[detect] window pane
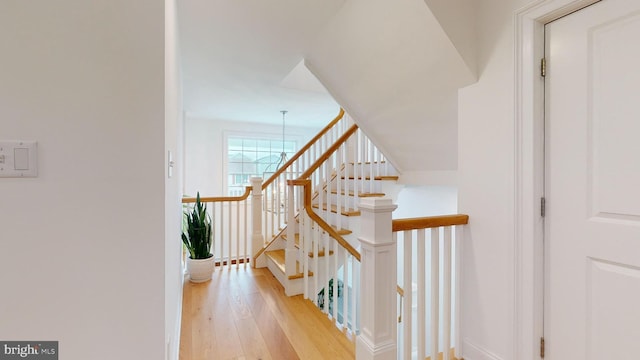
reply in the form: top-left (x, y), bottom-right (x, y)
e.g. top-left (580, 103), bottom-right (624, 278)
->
top-left (283, 140), bottom-right (296, 153)
top-left (226, 136), bottom-right (297, 195)
top-left (228, 138), bottom-right (243, 150)
top-left (256, 139), bottom-right (271, 151)
top-left (242, 138), bottom-right (256, 149)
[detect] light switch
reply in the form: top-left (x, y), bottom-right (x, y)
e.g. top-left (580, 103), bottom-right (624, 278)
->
top-left (0, 140), bottom-right (37, 177)
top-left (14, 148), bottom-right (29, 170)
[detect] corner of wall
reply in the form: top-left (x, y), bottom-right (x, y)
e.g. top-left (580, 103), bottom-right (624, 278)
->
top-left (166, 0), bottom-right (184, 358)
top-left (423, 0), bottom-right (478, 82)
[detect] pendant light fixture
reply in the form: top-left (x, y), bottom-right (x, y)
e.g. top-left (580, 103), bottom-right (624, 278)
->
top-left (263, 110), bottom-right (289, 177)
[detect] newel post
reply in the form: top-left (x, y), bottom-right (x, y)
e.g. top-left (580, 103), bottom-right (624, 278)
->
top-left (356, 197), bottom-right (398, 360)
top-left (250, 177), bottom-right (265, 268)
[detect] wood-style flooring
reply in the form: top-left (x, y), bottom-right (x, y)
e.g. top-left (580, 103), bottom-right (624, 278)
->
top-left (179, 265), bottom-right (355, 360)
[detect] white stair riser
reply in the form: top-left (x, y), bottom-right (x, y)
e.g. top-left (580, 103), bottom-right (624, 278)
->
top-left (312, 209), bottom-right (357, 230)
top-left (266, 256), bottom-right (287, 289)
top-left (324, 191), bottom-right (358, 209)
top-left (345, 162), bottom-right (397, 177)
top-left (331, 178), bottom-right (383, 193)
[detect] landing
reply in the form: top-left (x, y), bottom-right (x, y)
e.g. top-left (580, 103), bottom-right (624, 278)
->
top-left (179, 265), bottom-right (355, 359)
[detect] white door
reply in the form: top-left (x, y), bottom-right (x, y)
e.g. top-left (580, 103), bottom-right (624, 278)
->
top-left (545, 0), bottom-right (640, 358)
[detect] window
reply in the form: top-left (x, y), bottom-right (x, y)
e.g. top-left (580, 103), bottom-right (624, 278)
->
top-left (227, 137), bottom-right (296, 195)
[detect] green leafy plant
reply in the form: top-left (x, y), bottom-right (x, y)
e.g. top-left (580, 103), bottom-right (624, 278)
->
top-left (181, 193), bottom-right (213, 259)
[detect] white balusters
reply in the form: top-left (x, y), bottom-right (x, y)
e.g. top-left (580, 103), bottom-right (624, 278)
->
top-left (368, 138), bottom-right (375, 194)
top-left (325, 233), bottom-right (332, 316)
top-left (430, 228), bottom-right (440, 360)
top-left (342, 249), bottom-right (350, 331)
top-left (417, 229), bottom-right (426, 360)
top-left (220, 203), bottom-right (224, 266)
top-left (443, 226), bottom-right (452, 360)
top-left (352, 254), bottom-right (360, 334)
top-left (403, 230), bottom-right (413, 360)
top-left (251, 177), bottom-right (263, 266)
top-left (336, 146), bottom-right (343, 230)
top-left (235, 200), bottom-right (240, 268)
top-left (227, 201), bottom-right (232, 269)
top-left (285, 184), bottom-right (296, 285)
top-left (182, 192), bottom-right (252, 270)
top-left (392, 215), bottom-right (467, 360)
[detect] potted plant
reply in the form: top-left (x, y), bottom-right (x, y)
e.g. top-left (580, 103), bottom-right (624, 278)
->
top-left (182, 192), bottom-right (214, 283)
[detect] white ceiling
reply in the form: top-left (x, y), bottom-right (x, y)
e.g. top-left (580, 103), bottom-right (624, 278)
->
top-left (178, 0), bottom-right (344, 127)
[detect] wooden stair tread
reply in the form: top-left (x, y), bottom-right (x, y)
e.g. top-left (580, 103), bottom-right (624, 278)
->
top-left (311, 203), bottom-right (360, 216)
top-left (341, 175), bottom-right (399, 181)
top-left (265, 249), bottom-right (313, 280)
top-left (425, 348), bottom-right (459, 360)
top-left (349, 161), bottom-right (386, 165)
top-left (329, 189), bottom-right (385, 197)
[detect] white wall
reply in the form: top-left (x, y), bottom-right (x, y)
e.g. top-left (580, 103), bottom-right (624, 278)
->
top-left (165, 0), bottom-right (184, 359)
top-left (458, 0), bottom-right (532, 359)
top-left (393, 186), bottom-right (458, 219)
top-left (0, 2), bottom-right (165, 359)
top-left (184, 117), bottom-right (320, 196)
top-left (306, 0), bottom-right (476, 172)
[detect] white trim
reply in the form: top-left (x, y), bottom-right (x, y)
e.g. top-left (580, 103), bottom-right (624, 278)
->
top-left (171, 277), bottom-right (184, 360)
top-left (513, 1), bottom-right (600, 359)
top-left (454, 225), bottom-right (463, 359)
top-left (462, 338), bottom-right (504, 360)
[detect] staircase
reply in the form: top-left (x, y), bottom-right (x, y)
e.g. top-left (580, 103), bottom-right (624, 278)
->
top-left (183, 109), bottom-right (469, 359)
top-left (242, 109), bottom-right (399, 342)
top-left (261, 161), bottom-right (400, 297)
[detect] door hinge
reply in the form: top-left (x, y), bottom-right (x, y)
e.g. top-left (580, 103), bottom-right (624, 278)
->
top-left (541, 57), bottom-right (546, 77)
top-left (540, 337), bottom-right (545, 358)
top-left (541, 197), bottom-right (546, 217)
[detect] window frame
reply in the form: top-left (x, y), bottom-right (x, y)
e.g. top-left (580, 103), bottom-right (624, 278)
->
top-left (222, 130), bottom-right (298, 196)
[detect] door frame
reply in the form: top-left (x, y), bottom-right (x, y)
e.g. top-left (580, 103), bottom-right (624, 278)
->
top-left (513, 0), bottom-right (600, 359)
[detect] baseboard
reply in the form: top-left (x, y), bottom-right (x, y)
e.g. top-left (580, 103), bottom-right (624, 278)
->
top-left (462, 339), bottom-right (504, 360)
top-left (167, 268), bottom-right (185, 360)
top-left (171, 284), bottom-right (182, 360)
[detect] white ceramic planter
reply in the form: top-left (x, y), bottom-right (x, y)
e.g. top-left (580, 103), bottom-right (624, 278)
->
top-left (186, 255), bottom-right (214, 283)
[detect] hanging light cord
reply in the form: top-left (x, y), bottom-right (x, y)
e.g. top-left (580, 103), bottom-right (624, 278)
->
top-left (276, 110), bottom-right (288, 169)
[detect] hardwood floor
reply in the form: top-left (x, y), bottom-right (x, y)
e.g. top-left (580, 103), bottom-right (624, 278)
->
top-left (179, 265), bottom-right (355, 360)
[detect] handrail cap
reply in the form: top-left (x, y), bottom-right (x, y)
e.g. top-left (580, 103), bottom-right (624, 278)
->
top-left (392, 214), bottom-right (469, 232)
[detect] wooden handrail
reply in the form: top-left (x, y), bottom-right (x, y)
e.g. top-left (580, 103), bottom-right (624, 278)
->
top-left (391, 214), bottom-right (469, 232)
top-left (397, 285), bottom-right (404, 297)
top-left (182, 186), bottom-right (252, 203)
top-left (299, 124), bottom-right (358, 179)
top-left (261, 108), bottom-right (345, 190)
top-left (290, 179), bottom-right (361, 261)
top-left (286, 120), bottom-right (361, 261)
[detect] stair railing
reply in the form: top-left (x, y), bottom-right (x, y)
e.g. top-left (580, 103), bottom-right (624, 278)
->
top-left (183, 109), bottom-right (351, 270)
top-left (355, 199), bottom-right (469, 360)
top-left (289, 178), bottom-right (361, 336)
top-left (182, 188), bottom-right (252, 269)
top-left (285, 115), bottom-right (394, 338)
top-left (256, 109), bottom-right (353, 253)
top-left (392, 215), bottom-right (469, 360)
